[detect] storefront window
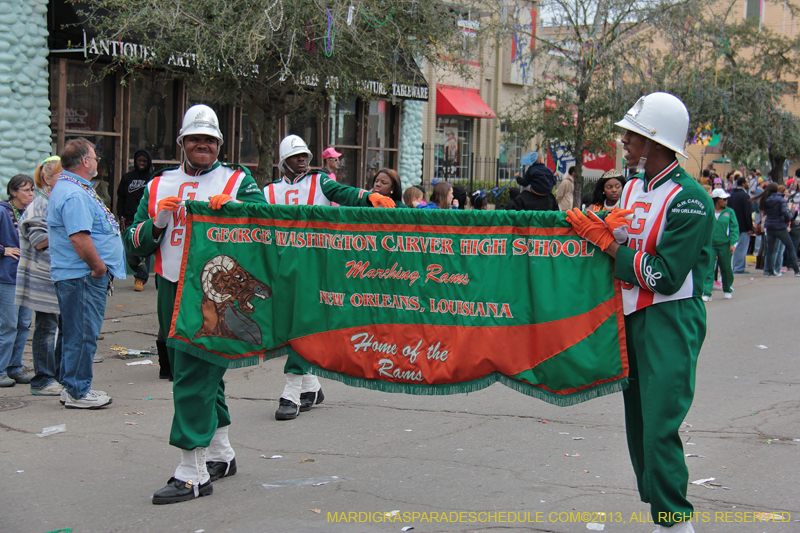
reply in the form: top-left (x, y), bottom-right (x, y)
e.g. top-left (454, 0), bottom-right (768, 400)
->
top-left (334, 147), bottom-right (359, 187)
top-left (366, 100), bottom-right (396, 149)
top-left (364, 99), bottom-right (398, 186)
top-left (129, 73), bottom-right (179, 162)
top-left (51, 64), bottom-right (116, 134)
top-left (365, 150), bottom-right (396, 187)
top-left (435, 117), bottom-right (472, 181)
top-left (330, 98), bottom-right (358, 146)
top-left (240, 109), bottom-right (259, 165)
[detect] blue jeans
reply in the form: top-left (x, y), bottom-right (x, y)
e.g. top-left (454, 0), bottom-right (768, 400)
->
top-left (732, 232), bottom-right (750, 272)
top-left (772, 240), bottom-right (786, 273)
top-left (764, 228), bottom-right (799, 275)
top-left (126, 252), bottom-right (151, 282)
top-left (55, 273), bottom-right (107, 399)
top-left (30, 312), bottom-right (62, 390)
top-left (0, 283), bottom-right (33, 377)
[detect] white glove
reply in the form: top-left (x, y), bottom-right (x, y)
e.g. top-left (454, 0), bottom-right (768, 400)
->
top-left (613, 225), bottom-right (629, 244)
top-left (153, 197), bottom-right (181, 229)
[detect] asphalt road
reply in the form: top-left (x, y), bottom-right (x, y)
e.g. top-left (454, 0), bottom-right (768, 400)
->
top-left (0, 272), bottom-right (798, 533)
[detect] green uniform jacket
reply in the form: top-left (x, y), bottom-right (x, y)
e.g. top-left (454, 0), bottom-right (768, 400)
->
top-left (615, 165), bottom-right (714, 301)
top-left (711, 206), bottom-right (739, 247)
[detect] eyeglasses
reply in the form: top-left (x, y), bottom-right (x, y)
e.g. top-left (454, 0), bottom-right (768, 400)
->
top-left (16, 187), bottom-right (34, 193)
top-left (84, 155), bottom-right (101, 163)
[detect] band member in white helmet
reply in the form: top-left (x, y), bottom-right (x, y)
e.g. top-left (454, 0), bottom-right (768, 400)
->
top-left (265, 134), bottom-right (395, 421)
top-left (124, 104), bottom-right (266, 504)
top-left (567, 93), bottom-right (713, 533)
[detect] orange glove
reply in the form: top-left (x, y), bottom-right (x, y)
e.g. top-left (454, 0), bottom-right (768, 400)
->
top-left (154, 196), bottom-right (181, 228)
top-left (603, 209), bottom-right (635, 231)
top-left (209, 194), bottom-right (235, 210)
top-left (368, 193), bottom-right (395, 208)
top-left (565, 208), bottom-right (615, 251)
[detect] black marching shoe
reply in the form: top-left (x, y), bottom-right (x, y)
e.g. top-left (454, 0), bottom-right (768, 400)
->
top-left (300, 388), bottom-right (325, 412)
top-left (152, 477), bottom-right (213, 505)
top-left (207, 457), bottom-right (237, 482)
top-left (275, 397), bottom-right (300, 420)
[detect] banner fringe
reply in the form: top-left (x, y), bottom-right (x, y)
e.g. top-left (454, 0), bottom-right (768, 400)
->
top-left (168, 339), bottom-right (264, 369)
top-left (307, 364), bottom-right (627, 406)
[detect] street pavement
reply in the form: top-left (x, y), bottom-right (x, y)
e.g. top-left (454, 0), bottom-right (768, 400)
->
top-left (0, 272), bottom-right (798, 533)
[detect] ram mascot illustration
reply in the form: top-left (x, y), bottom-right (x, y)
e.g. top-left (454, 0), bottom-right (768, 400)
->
top-left (193, 255), bottom-right (272, 344)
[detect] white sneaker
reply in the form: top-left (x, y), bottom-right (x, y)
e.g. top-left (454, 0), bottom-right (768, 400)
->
top-left (31, 381), bottom-right (63, 396)
top-left (60, 387), bottom-right (107, 405)
top-left (64, 389), bottom-right (113, 409)
top-left (723, 292), bottom-right (732, 299)
top-left (701, 295), bottom-right (711, 302)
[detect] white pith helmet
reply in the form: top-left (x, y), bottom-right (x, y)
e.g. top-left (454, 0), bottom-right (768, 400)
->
top-left (615, 92), bottom-right (689, 158)
top-left (278, 134), bottom-right (312, 173)
top-left (177, 104), bottom-right (224, 146)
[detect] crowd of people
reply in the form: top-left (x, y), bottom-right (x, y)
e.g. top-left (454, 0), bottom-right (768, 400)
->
top-left (1, 92), bottom-right (794, 532)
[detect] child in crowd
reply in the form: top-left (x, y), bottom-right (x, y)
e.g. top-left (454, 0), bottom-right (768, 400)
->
top-left (470, 189), bottom-right (488, 210)
top-left (403, 186), bottom-right (425, 208)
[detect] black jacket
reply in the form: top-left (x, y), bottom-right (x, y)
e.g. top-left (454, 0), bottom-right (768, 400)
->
top-left (727, 188), bottom-right (753, 233)
top-left (763, 193), bottom-right (792, 230)
top-left (117, 150), bottom-right (153, 221)
top-left (505, 189), bottom-right (559, 212)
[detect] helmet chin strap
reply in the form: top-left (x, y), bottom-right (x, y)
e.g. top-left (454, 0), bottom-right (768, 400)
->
top-left (181, 143), bottom-right (217, 175)
top-left (635, 138), bottom-right (653, 175)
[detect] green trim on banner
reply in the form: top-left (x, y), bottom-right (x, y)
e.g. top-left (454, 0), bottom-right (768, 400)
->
top-left (307, 363), bottom-right (627, 406)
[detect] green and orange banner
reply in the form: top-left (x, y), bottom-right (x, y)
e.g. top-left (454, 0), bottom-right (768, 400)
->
top-left (168, 203), bottom-right (628, 406)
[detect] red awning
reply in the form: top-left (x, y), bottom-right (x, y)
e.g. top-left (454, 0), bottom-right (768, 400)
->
top-left (436, 85), bottom-right (496, 118)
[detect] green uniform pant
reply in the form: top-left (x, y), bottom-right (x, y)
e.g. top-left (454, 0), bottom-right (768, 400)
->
top-left (156, 275), bottom-right (231, 450)
top-left (283, 349), bottom-right (312, 375)
top-left (703, 245), bottom-right (733, 295)
top-left (623, 298), bottom-right (705, 526)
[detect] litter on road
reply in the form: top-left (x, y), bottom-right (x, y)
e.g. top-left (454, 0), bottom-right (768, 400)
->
top-left (36, 424), bottom-right (66, 438)
top-left (261, 476), bottom-right (344, 489)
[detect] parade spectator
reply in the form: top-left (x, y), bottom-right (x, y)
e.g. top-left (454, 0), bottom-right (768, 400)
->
top-left (702, 189), bottom-right (738, 301)
top-left (728, 176), bottom-right (753, 274)
top-left (48, 138), bottom-right (125, 408)
top-left (505, 153), bottom-right (558, 211)
top-left (320, 147), bottom-right (342, 206)
top-left (555, 166), bottom-right (575, 211)
top-left (117, 149), bottom-right (153, 291)
top-left (319, 147), bottom-right (342, 181)
top-left (452, 184), bottom-right (467, 210)
top-left (15, 157), bottom-right (63, 395)
top-left (760, 182), bottom-right (800, 277)
top-left (0, 174), bottom-right (35, 387)
top-left (124, 105), bottom-right (265, 503)
top-left (403, 186), bottom-right (424, 208)
top-left (265, 134), bottom-right (395, 422)
top-left (418, 181), bottom-right (458, 209)
top-left (567, 92), bottom-right (712, 533)
top-left (588, 170), bottom-right (625, 212)
top-left (370, 168), bottom-right (403, 204)
top-left (469, 189), bottom-right (488, 210)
